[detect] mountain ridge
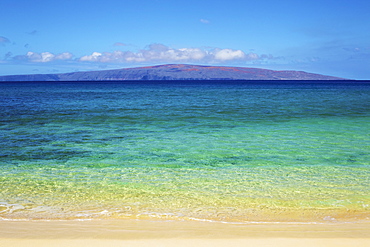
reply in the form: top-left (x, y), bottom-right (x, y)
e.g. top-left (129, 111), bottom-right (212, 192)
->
top-left (0, 64), bottom-right (348, 81)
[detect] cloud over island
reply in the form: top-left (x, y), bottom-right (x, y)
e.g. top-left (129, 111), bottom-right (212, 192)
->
top-left (10, 44), bottom-right (274, 65)
top-left (79, 44), bottom-right (267, 63)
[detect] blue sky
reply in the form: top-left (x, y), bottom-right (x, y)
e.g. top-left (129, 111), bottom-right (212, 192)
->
top-left (1, 0), bottom-right (369, 79)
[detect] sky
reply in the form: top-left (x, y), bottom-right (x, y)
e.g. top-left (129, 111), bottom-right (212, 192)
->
top-left (1, 0), bottom-right (370, 79)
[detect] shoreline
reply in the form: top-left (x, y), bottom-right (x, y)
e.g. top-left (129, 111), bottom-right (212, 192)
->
top-left (1, 219), bottom-right (370, 247)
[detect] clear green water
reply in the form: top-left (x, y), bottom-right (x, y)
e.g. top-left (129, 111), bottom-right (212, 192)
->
top-left (1, 81), bottom-right (369, 222)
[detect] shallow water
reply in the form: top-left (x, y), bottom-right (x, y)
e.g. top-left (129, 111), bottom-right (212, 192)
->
top-left (0, 81), bottom-right (369, 222)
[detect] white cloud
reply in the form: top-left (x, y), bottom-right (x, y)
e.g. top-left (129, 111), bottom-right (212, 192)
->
top-left (140, 45), bottom-right (207, 61)
top-left (200, 19), bottom-right (210, 24)
top-left (14, 44), bottom-right (273, 65)
top-left (179, 48), bottom-right (206, 60)
top-left (78, 44), bottom-right (261, 64)
top-left (213, 49), bottom-right (246, 61)
top-left (24, 51), bottom-right (73, 62)
top-left (80, 52), bottom-right (102, 62)
top-left (55, 52), bottom-right (73, 60)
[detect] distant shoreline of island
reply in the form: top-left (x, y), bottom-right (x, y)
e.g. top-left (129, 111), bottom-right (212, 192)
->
top-left (2, 79), bottom-right (368, 83)
top-left (0, 64), bottom-right (354, 82)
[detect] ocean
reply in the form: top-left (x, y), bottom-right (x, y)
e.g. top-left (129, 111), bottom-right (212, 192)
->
top-left (0, 80), bottom-right (369, 223)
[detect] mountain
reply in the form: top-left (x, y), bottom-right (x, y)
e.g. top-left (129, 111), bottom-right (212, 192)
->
top-left (0, 64), bottom-right (347, 81)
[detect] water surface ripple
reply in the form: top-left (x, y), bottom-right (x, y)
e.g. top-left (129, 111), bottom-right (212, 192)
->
top-left (1, 81), bottom-right (369, 222)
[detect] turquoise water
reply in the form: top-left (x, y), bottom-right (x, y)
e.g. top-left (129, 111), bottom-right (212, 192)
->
top-left (1, 81), bottom-right (369, 222)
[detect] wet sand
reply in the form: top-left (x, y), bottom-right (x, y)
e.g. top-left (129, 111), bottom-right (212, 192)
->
top-left (1, 219), bottom-right (369, 246)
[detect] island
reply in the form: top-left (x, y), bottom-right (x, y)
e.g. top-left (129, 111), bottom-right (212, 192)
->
top-left (0, 64), bottom-right (347, 81)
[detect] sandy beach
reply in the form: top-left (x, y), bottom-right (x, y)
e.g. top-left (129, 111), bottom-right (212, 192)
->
top-left (1, 219), bottom-right (370, 247)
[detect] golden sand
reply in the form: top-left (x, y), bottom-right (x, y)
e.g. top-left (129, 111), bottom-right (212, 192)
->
top-left (3, 238), bottom-right (370, 247)
top-left (1, 219), bottom-right (369, 246)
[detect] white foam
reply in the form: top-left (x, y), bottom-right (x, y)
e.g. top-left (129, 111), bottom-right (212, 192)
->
top-left (0, 202), bottom-right (25, 214)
